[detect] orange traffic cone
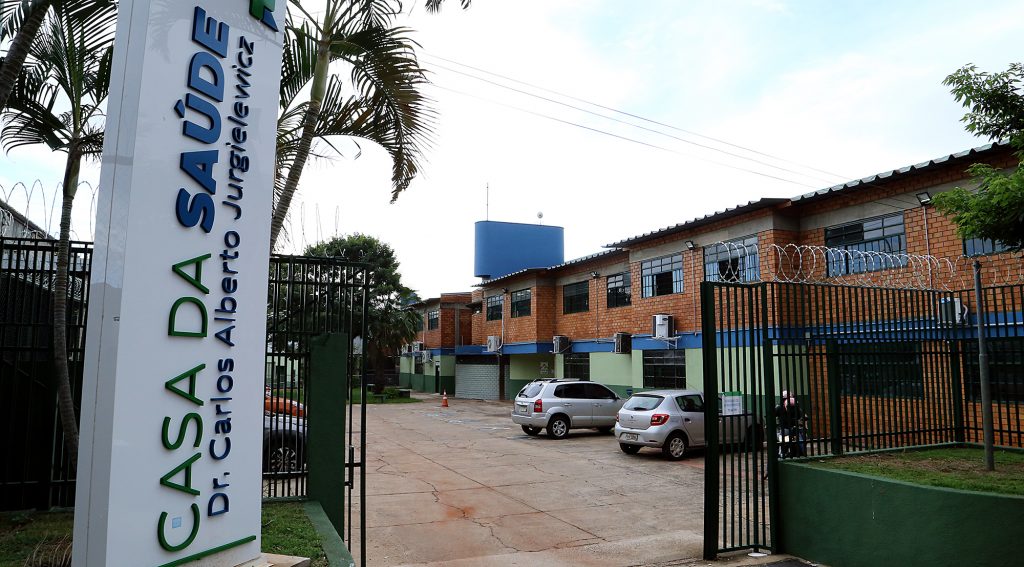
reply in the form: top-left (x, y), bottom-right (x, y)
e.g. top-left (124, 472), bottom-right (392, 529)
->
top-left (441, 390), bottom-right (449, 408)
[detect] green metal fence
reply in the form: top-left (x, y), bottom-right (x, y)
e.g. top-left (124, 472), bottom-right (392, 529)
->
top-left (701, 279), bottom-right (1024, 559)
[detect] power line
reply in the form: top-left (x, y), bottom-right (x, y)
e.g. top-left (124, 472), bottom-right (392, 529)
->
top-left (423, 51), bottom-right (854, 181)
top-left (432, 83), bottom-right (818, 189)
top-left (427, 60), bottom-right (838, 185)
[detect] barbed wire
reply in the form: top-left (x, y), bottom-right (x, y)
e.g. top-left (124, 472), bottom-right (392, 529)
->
top-left (707, 240), bottom-right (1023, 291)
top-left (0, 180), bottom-right (99, 240)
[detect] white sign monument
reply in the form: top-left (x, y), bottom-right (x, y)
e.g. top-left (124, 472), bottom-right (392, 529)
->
top-left (73, 1), bottom-right (284, 565)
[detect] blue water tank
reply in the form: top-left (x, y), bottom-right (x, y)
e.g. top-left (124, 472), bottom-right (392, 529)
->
top-left (474, 221), bottom-right (564, 280)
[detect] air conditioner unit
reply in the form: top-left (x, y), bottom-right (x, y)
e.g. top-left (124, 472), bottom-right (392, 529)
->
top-left (402, 343), bottom-right (413, 354)
top-left (652, 314), bottom-right (674, 340)
top-left (421, 351), bottom-right (432, 363)
top-left (486, 335), bottom-right (502, 352)
top-left (613, 332), bottom-right (632, 354)
top-left (412, 341), bottom-right (423, 352)
top-left (937, 297), bottom-right (967, 325)
top-left (553, 335), bottom-right (570, 353)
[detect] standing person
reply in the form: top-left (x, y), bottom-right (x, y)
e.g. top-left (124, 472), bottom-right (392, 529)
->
top-left (775, 391), bottom-right (807, 457)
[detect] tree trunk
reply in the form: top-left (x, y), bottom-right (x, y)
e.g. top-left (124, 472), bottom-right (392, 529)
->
top-left (52, 147), bottom-right (81, 470)
top-left (268, 11), bottom-right (334, 250)
top-left (0, 0), bottom-right (52, 110)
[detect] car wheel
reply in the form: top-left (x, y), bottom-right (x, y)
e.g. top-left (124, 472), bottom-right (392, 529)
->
top-left (619, 443), bottom-right (641, 454)
top-left (596, 426), bottom-right (613, 434)
top-left (521, 425), bottom-right (541, 436)
top-left (662, 433), bottom-right (688, 460)
top-left (264, 432), bottom-right (304, 473)
top-left (547, 415), bottom-right (570, 439)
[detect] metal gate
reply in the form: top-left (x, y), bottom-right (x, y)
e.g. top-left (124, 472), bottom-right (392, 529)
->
top-left (699, 278), bottom-right (1020, 558)
top-left (455, 361), bottom-right (500, 399)
top-left (264, 254), bottom-right (370, 561)
top-left (700, 282), bottom-right (775, 558)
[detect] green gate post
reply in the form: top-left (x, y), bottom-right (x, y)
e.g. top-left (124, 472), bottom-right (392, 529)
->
top-left (700, 282), bottom-right (720, 561)
top-left (308, 332), bottom-right (349, 537)
top-left (825, 339), bottom-right (843, 456)
top-left (949, 339), bottom-right (965, 443)
top-left (759, 284), bottom-right (780, 554)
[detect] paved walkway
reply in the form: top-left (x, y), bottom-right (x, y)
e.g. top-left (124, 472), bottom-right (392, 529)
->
top-left (349, 394), bottom-right (805, 567)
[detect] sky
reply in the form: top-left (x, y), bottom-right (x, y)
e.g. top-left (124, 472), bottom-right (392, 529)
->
top-left (2, 0), bottom-right (1022, 298)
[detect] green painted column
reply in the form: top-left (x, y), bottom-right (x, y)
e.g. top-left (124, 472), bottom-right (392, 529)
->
top-left (308, 333), bottom-right (349, 538)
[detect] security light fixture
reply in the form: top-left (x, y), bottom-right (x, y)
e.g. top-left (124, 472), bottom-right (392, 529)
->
top-left (502, 287), bottom-right (509, 294)
top-left (591, 271), bottom-right (600, 278)
top-left (685, 240), bottom-right (696, 251)
top-left (916, 192), bottom-right (932, 205)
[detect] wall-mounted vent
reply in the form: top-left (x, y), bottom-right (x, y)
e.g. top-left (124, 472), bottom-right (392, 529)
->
top-left (613, 332), bottom-right (632, 354)
top-left (937, 297), bottom-right (967, 325)
top-left (652, 314), bottom-right (674, 340)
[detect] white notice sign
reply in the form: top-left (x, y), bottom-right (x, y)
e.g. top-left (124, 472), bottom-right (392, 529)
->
top-left (73, 1), bottom-right (284, 565)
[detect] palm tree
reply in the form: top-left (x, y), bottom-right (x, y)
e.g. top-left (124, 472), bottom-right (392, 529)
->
top-left (0, 1), bottom-right (53, 110)
top-left (0, 1), bottom-right (109, 110)
top-left (271, 0), bottom-right (471, 249)
top-left (1, 0), bottom-right (116, 464)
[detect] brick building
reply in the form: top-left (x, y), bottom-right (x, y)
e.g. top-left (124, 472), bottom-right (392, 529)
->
top-left (401, 142), bottom-right (1021, 401)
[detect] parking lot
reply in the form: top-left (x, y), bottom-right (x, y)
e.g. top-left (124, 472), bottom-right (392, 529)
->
top-left (353, 395), bottom-right (782, 567)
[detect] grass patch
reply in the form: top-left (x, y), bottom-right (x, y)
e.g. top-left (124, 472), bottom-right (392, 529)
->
top-left (811, 447), bottom-right (1024, 496)
top-left (262, 502), bottom-right (329, 567)
top-left (0, 510), bottom-right (73, 567)
top-left (0, 503), bottom-right (330, 567)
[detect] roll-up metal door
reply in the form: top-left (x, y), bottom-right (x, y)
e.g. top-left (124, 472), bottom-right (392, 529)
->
top-left (455, 363), bottom-right (500, 400)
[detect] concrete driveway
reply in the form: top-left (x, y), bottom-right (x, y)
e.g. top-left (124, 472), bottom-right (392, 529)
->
top-left (351, 395), bottom-right (789, 567)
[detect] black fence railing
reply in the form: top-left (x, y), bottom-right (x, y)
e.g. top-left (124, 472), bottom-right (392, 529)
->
top-left (1, 237), bottom-right (372, 513)
top-left (0, 238), bottom-right (92, 510)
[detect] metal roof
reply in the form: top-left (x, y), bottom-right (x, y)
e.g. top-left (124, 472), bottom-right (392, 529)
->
top-left (790, 142), bottom-right (1010, 204)
top-left (604, 198), bottom-right (788, 248)
top-left (548, 248), bottom-right (624, 270)
top-left (473, 267), bottom-right (548, 288)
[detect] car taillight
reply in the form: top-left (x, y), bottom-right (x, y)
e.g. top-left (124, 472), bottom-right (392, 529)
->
top-left (651, 414), bottom-right (669, 426)
top-left (533, 399), bottom-right (543, 413)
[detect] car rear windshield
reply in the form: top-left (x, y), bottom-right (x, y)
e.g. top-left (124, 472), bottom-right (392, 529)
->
top-left (623, 395), bottom-right (663, 411)
top-left (519, 384), bottom-right (543, 398)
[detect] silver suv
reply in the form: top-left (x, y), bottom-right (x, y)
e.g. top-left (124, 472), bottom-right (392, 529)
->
top-left (511, 379), bottom-right (625, 439)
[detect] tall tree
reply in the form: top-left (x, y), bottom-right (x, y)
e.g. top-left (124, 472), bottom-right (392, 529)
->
top-left (0, 0), bottom-right (53, 110)
top-left (271, 0), bottom-right (471, 249)
top-left (1, 0), bottom-right (116, 464)
top-left (933, 63), bottom-right (1024, 251)
top-left (305, 234), bottom-right (421, 383)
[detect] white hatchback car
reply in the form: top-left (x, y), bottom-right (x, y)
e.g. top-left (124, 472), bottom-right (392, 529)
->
top-left (614, 389), bottom-right (762, 459)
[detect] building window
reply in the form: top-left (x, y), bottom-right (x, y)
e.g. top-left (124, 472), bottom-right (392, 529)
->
top-left (642, 349), bottom-right (686, 389)
top-left (704, 236), bottom-right (759, 282)
top-left (486, 295), bottom-right (503, 321)
top-left (964, 237), bottom-right (1010, 257)
top-left (563, 353), bottom-right (590, 381)
top-left (834, 342), bottom-right (924, 399)
top-left (606, 272), bottom-right (631, 308)
top-left (825, 213), bottom-right (906, 276)
top-left (562, 281), bottom-right (589, 314)
top-left (962, 339), bottom-right (1023, 403)
top-left (641, 254), bottom-right (684, 298)
top-left (427, 310), bottom-right (439, 330)
top-left (414, 356), bottom-right (424, 374)
top-left (511, 289), bottom-right (531, 318)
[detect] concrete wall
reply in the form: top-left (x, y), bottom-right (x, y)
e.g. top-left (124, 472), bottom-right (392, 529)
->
top-left (509, 353), bottom-right (554, 398)
top-left (779, 461), bottom-right (1024, 567)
